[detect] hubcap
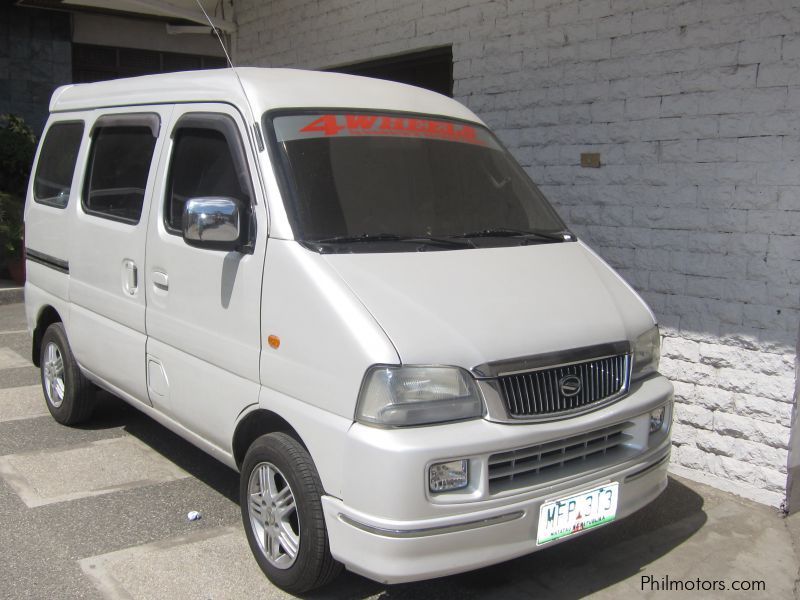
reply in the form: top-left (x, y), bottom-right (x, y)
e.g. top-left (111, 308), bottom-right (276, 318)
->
top-left (247, 462), bottom-right (299, 569)
top-left (43, 342), bottom-right (65, 408)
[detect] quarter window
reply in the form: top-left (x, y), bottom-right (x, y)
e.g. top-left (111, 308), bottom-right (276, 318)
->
top-left (34, 122), bottom-right (84, 208)
top-left (165, 113), bottom-right (252, 233)
top-left (83, 116), bottom-right (158, 224)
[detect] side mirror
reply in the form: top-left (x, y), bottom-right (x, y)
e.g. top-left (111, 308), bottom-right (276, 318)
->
top-left (182, 197), bottom-right (242, 251)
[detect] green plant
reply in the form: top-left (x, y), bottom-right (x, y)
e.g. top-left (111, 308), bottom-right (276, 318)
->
top-left (0, 114), bottom-right (36, 196)
top-left (0, 114), bottom-right (37, 264)
top-left (0, 191), bottom-right (24, 259)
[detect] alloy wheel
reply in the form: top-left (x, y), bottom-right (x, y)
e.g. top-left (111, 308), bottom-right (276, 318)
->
top-left (247, 461), bottom-right (300, 569)
top-left (43, 341), bottom-right (66, 408)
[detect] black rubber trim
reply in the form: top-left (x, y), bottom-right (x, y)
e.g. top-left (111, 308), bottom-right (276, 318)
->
top-left (472, 340), bottom-right (632, 379)
top-left (25, 248), bottom-right (69, 274)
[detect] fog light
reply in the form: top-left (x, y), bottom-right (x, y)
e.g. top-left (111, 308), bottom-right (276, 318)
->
top-left (649, 406), bottom-right (666, 434)
top-left (429, 459), bottom-right (469, 492)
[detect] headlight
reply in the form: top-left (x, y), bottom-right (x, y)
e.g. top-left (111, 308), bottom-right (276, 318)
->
top-left (632, 326), bottom-right (661, 380)
top-left (356, 365), bottom-right (484, 427)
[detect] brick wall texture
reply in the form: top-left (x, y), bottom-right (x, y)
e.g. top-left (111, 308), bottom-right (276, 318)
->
top-left (236, 0), bottom-right (800, 508)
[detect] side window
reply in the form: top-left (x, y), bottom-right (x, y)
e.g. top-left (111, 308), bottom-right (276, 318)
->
top-left (34, 122), bottom-right (84, 208)
top-left (83, 114), bottom-right (159, 224)
top-left (165, 113), bottom-right (252, 234)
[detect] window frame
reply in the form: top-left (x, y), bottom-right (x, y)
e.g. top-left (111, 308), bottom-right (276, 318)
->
top-left (33, 120), bottom-right (85, 209)
top-left (163, 112), bottom-right (254, 237)
top-left (81, 112), bottom-right (160, 225)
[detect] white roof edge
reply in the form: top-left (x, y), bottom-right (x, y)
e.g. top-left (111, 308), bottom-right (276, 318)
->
top-left (47, 68), bottom-right (483, 125)
top-left (49, 84), bottom-right (75, 112)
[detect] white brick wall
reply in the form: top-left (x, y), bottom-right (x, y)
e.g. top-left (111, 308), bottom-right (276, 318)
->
top-left (235, 0), bottom-right (800, 508)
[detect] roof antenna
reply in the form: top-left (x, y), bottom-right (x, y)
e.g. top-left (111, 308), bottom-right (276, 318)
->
top-left (194, 0), bottom-right (265, 151)
top-left (196, 0), bottom-right (234, 70)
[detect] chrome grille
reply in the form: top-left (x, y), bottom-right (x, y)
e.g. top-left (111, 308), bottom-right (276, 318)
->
top-left (498, 354), bottom-right (629, 418)
top-left (488, 422), bottom-right (634, 494)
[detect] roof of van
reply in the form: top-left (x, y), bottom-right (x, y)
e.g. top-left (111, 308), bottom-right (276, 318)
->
top-left (50, 67), bottom-right (482, 124)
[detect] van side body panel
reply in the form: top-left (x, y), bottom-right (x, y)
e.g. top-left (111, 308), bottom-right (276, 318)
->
top-left (24, 115), bottom-right (88, 338)
top-left (143, 103), bottom-right (265, 449)
top-left (258, 239), bottom-right (400, 421)
top-left (256, 239), bottom-right (401, 496)
top-left (249, 387), bottom-right (355, 497)
top-left (67, 105), bottom-right (173, 402)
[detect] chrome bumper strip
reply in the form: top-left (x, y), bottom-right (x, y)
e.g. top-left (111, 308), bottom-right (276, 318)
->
top-left (624, 448), bottom-right (671, 483)
top-left (338, 510), bottom-right (525, 539)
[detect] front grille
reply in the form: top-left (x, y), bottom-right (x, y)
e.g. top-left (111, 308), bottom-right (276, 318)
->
top-left (488, 422), bottom-right (634, 494)
top-left (498, 354), bottom-right (629, 418)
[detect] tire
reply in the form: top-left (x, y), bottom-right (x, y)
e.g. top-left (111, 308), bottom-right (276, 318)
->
top-left (39, 323), bottom-right (95, 425)
top-left (240, 432), bottom-right (342, 594)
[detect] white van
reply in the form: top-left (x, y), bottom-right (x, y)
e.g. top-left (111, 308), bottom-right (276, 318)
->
top-left (25, 68), bottom-right (672, 593)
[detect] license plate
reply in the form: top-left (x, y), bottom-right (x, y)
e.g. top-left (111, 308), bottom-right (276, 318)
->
top-left (536, 482), bottom-right (619, 546)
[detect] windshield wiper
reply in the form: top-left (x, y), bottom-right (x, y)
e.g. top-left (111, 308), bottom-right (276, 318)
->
top-left (313, 233), bottom-right (404, 244)
top-left (406, 236), bottom-right (473, 248)
top-left (456, 228), bottom-right (573, 243)
top-left (312, 233), bottom-right (472, 248)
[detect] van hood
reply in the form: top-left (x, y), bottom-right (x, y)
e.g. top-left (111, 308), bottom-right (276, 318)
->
top-left (323, 241), bottom-right (655, 370)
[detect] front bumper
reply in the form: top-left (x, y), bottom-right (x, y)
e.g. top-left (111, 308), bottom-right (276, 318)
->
top-left (323, 375), bottom-right (673, 583)
top-left (323, 443), bottom-right (669, 583)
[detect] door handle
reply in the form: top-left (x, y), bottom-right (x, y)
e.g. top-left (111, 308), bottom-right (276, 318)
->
top-left (152, 270), bottom-right (169, 291)
top-left (123, 259), bottom-right (138, 295)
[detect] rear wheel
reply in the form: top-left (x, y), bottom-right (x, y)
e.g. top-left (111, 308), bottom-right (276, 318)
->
top-left (240, 432), bottom-right (341, 593)
top-left (39, 323), bottom-right (95, 425)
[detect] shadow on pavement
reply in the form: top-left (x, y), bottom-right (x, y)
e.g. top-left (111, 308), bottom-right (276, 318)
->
top-left (83, 391), bottom-right (708, 600)
top-left (78, 390), bottom-right (240, 503)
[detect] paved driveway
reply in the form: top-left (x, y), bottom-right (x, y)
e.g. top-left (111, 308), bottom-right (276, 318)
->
top-left (0, 302), bottom-right (797, 599)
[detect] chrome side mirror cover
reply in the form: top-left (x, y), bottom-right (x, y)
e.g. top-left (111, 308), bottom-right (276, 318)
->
top-left (182, 196), bottom-right (242, 251)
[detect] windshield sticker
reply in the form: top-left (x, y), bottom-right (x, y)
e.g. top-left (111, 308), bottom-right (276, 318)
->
top-left (274, 114), bottom-right (497, 148)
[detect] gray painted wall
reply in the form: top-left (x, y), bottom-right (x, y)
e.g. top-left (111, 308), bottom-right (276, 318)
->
top-left (0, 5), bottom-right (72, 134)
top-left (72, 13), bottom-right (225, 57)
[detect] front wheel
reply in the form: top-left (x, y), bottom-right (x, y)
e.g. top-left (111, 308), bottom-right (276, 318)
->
top-left (240, 432), bottom-right (342, 594)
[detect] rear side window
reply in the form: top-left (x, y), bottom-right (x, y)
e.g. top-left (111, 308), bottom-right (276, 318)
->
top-left (34, 122), bottom-right (84, 208)
top-left (165, 113), bottom-right (252, 233)
top-left (83, 115), bottom-right (158, 224)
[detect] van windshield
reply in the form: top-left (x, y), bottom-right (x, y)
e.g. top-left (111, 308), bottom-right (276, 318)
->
top-left (269, 112), bottom-right (571, 253)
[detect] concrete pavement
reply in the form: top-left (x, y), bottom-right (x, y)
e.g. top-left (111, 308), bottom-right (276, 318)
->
top-left (0, 281), bottom-right (23, 305)
top-left (0, 301), bottom-right (797, 599)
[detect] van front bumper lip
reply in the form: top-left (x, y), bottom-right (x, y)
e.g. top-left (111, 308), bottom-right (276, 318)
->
top-left (338, 509), bottom-right (525, 538)
top-left (322, 439), bottom-right (670, 584)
